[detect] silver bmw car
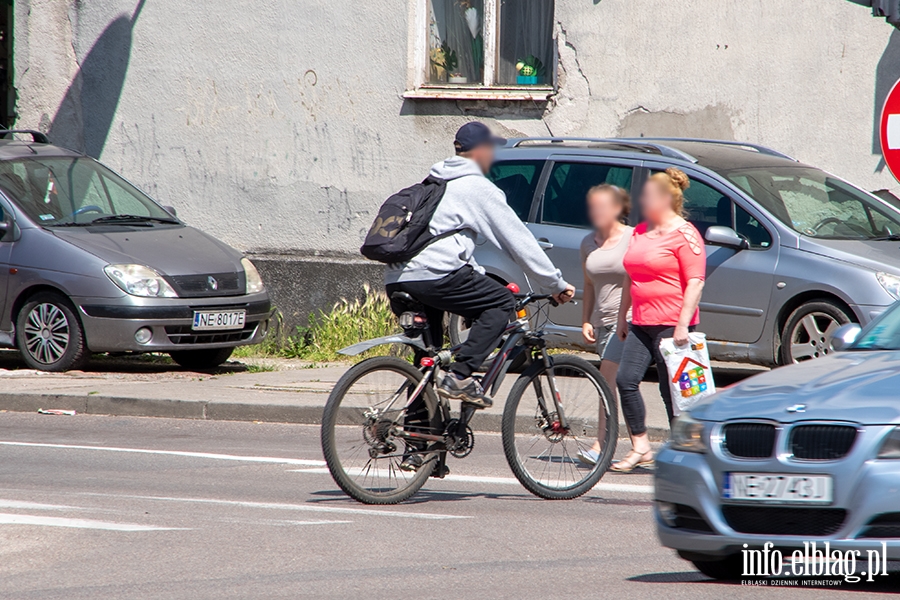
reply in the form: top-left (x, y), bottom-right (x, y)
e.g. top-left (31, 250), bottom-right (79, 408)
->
top-left (655, 302), bottom-right (900, 580)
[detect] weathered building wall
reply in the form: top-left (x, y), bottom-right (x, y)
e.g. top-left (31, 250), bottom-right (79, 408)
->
top-left (11, 0), bottom-right (900, 325)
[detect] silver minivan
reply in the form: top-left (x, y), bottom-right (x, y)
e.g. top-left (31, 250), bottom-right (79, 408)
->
top-left (0, 131), bottom-right (273, 371)
top-left (464, 137), bottom-right (900, 366)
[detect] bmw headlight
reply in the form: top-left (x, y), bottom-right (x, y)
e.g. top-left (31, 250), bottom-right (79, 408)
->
top-left (877, 427), bottom-right (900, 459)
top-left (670, 413), bottom-right (707, 453)
top-left (877, 272), bottom-right (900, 300)
top-left (242, 258), bottom-right (264, 294)
top-left (104, 264), bottom-right (178, 298)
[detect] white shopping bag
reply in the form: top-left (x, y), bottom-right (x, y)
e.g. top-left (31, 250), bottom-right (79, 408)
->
top-left (659, 332), bottom-right (716, 413)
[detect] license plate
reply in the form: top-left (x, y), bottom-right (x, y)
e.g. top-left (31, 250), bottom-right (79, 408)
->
top-left (192, 310), bottom-right (246, 331)
top-left (723, 472), bottom-right (833, 504)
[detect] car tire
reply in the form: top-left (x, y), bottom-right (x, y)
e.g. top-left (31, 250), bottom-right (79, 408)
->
top-left (16, 292), bottom-right (89, 372)
top-left (447, 313), bottom-right (471, 347)
top-left (691, 555), bottom-right (743, 581)
top-left (780, 300), bottom-right (852, 365)
top-left (169, 347), bottom-right (234, 370)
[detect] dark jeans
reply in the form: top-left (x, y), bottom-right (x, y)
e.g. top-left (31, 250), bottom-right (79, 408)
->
top-left (386, 267), bottom-right (515, 454)
top-left (616, 324), bottom-right (695, 436)
top-left (386, 265), bottom-right (516, 378)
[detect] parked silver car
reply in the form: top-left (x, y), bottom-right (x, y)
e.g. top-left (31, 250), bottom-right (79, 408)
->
top-left (654, 305), bottom-right (900, 580)
top-left (0, 131), bottom-right (273, 371)
top-left (466, 137), bottom-right (900, 366)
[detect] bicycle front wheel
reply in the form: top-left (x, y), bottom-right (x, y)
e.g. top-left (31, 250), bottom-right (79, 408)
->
top-left (502, 354), bottom-right (618, 500)
top-left (321, 356), bottom-right (441, 505)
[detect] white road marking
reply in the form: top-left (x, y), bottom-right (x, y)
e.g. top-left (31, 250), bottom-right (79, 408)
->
top-left (0, 513), bottom-right (186, 531)
top-left (290, 468), bottom-right (654, 494)
top-left (0, 499), bottom-right (78, 511)
top-left (75, 492), bottom-right (469, 520)
top-left (279, 520), bottom-right (352, 526)
top-left (0, 441), bottom-right (326, 466)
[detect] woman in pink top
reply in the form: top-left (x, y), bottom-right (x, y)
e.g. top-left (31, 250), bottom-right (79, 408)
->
top-left (611, 168), bottom-right (706, 472)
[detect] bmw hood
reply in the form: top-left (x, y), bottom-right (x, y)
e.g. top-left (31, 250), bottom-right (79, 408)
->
top-left (690, 352), bottom-right (900, 424)
top-left (51, 225), bottom-right (243, 276)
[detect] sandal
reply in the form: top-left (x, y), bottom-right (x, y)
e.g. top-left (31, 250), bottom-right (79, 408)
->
top-left (609, 450), bottom-right (654, 473)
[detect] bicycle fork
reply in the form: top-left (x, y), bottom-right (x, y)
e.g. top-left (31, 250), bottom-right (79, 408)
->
top-left (532, 349), bottom-right (570, 433)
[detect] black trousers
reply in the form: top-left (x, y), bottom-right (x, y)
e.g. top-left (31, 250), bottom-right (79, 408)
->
top-left (386, 266), bottom-right (516, 378)
top-left (616, 324), bottom-right (694, 436)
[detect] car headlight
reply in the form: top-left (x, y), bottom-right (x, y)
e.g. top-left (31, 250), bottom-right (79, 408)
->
top-left (104, 264), bottom-right (178, 298)
top-left (877, 427), bottom-right (900, 459)
top-left (242, 258), bottom-right (264, 294)
top-left (670, 413), bottom-right (707, 453)
top-left (877, 272), bottom-right (900, 300)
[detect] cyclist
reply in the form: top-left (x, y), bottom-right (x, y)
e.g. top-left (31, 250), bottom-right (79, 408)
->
top-left (385, 122), bottom-right (575, 418)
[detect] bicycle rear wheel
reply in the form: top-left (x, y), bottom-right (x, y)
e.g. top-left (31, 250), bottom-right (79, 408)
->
top-left (502, 354), bottom-right (618, 500)
top-left (321, 356), bottom-right (441, 505)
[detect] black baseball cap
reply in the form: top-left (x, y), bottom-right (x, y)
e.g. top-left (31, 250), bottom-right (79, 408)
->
top-left (454, 122), bottom-right (506, 152)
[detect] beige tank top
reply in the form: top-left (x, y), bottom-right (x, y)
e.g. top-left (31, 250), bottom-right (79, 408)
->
top-left (581, 227), bottom-right (633, 328)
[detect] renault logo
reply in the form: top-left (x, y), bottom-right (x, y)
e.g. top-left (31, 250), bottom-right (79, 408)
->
top-left (786, 404), bottom-right (806, 413)
top-left (207, 276), bottom-right (218, 291)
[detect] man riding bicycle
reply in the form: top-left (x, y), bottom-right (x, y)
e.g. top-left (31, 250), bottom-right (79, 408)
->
top-left (385, 122), bottom-right (575, 426)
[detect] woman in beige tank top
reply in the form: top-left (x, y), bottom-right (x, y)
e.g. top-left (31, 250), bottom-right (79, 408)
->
top-left (578, 184), bottom-right (633, 466)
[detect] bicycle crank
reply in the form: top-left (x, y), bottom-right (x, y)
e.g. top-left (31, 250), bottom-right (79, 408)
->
top-left (444, 419), bottom-right (475, 458)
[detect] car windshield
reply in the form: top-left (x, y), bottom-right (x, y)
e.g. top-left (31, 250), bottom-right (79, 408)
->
top-left (721, 166), bottom-right (900, 240)
top-left (0, 156), bottom-right (177, 226)
top-left (852, 303), bottom-right (900, 351)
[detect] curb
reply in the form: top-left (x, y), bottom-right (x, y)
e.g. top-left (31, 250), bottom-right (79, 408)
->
top-left (0, 392), bottom-right (671, 442)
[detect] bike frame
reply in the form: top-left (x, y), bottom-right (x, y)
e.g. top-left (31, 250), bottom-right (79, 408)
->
top-left (393, 314), bottom-right (570, 452)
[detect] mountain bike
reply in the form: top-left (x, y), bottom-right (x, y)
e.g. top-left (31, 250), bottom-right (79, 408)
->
top-left (320, 289), bottom-right (618, 505)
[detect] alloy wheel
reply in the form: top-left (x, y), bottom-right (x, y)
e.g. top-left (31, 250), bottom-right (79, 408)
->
top-left (23, 303), bottom-right (71, 365)
top-left (788, 311), bottom-right (841, 363)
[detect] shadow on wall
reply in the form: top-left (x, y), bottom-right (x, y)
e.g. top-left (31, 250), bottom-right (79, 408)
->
top-left (874, 29), bottom-right (900, 170)
top-left (48, 0), bottom-right (146, 157)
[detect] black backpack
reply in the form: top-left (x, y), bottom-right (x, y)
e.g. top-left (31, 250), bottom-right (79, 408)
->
top-left (360, 175), bottom-right (452, 263)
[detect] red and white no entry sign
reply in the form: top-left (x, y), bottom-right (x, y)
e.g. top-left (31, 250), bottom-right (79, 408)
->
top-left (880, 78), bottom-right (900, 182)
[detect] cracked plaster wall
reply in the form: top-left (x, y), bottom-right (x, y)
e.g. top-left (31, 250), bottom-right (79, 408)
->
top-left (11, 0), bottom-right (900, 259)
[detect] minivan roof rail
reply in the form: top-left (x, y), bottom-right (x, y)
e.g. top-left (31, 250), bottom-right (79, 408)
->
top-left (0, 130), bottom-right (50, 144)
top-left (0, 129), bottom-right (50, 144)
top-left (506, 137), bottom-right (698, 163)
top-left (627, 137), bottom-right (797, 161)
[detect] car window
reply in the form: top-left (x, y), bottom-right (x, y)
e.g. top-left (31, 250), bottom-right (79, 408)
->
top-left (542, 162), bottom-right (633, 228)
top-left (734, 204), bottom-right (772, 249)
top-left (488, 160), bottom-right (544, 221)
top-left (0, 157), bottom-right (174, 226)
top-left (723, 166), bottom-right (900, 240)
top-left (679, 177), bottom-right (729, 235)
top-left (102, 174), bottom-right (152, 216)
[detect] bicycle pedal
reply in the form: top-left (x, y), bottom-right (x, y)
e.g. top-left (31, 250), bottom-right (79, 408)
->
top-left (430, 464), bottom-right (450, 479)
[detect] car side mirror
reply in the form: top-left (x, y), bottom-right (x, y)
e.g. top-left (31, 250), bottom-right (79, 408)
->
top-left (830, 323), bottom-right (862, 352)
top-left (163, 205), bottom-right (177, 218)
top-left (705, 226), bottom-right (748, 250)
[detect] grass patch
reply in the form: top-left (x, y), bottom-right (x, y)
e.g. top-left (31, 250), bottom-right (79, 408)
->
top-left (236, 285), bottom-right (408, 363)
top-left (244, 363), bottom-right (277, 373)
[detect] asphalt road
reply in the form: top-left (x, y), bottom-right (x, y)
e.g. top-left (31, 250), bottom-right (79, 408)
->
top-left (1, 413), bottom-right (896, 599)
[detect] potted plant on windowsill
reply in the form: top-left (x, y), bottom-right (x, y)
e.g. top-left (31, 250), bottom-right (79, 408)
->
top-left (431, 43), bottom-right (465, 84)
top-left (516, 55), bottom-right (545, 85)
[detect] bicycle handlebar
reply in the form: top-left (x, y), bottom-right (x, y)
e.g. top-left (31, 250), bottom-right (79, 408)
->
top-left (514, 293), bottom-right (558, 310)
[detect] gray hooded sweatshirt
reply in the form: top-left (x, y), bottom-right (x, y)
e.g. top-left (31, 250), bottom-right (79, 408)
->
top-left (385, 156), bottom-right (568, 294)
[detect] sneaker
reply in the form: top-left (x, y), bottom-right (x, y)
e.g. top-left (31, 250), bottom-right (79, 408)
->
top-left (577, 448), bottom-right (600, 466)
top-left (399, 454), bottom-right (424, 472)
top-left (438, 373), bottom-right (493, 408)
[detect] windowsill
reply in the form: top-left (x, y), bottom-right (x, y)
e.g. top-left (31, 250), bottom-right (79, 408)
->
top-left (403, 85), bottom-right (554, 101)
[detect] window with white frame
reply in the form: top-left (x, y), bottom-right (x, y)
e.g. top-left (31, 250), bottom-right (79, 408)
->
top-left (409, 0), bottom-right (556, 97)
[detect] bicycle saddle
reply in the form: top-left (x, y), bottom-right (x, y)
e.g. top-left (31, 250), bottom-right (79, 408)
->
top-left (389, 291), bottom-right (425, 315)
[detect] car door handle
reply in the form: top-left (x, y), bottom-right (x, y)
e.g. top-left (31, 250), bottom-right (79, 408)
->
top-left (537, 238), bottom-right (554, 250)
